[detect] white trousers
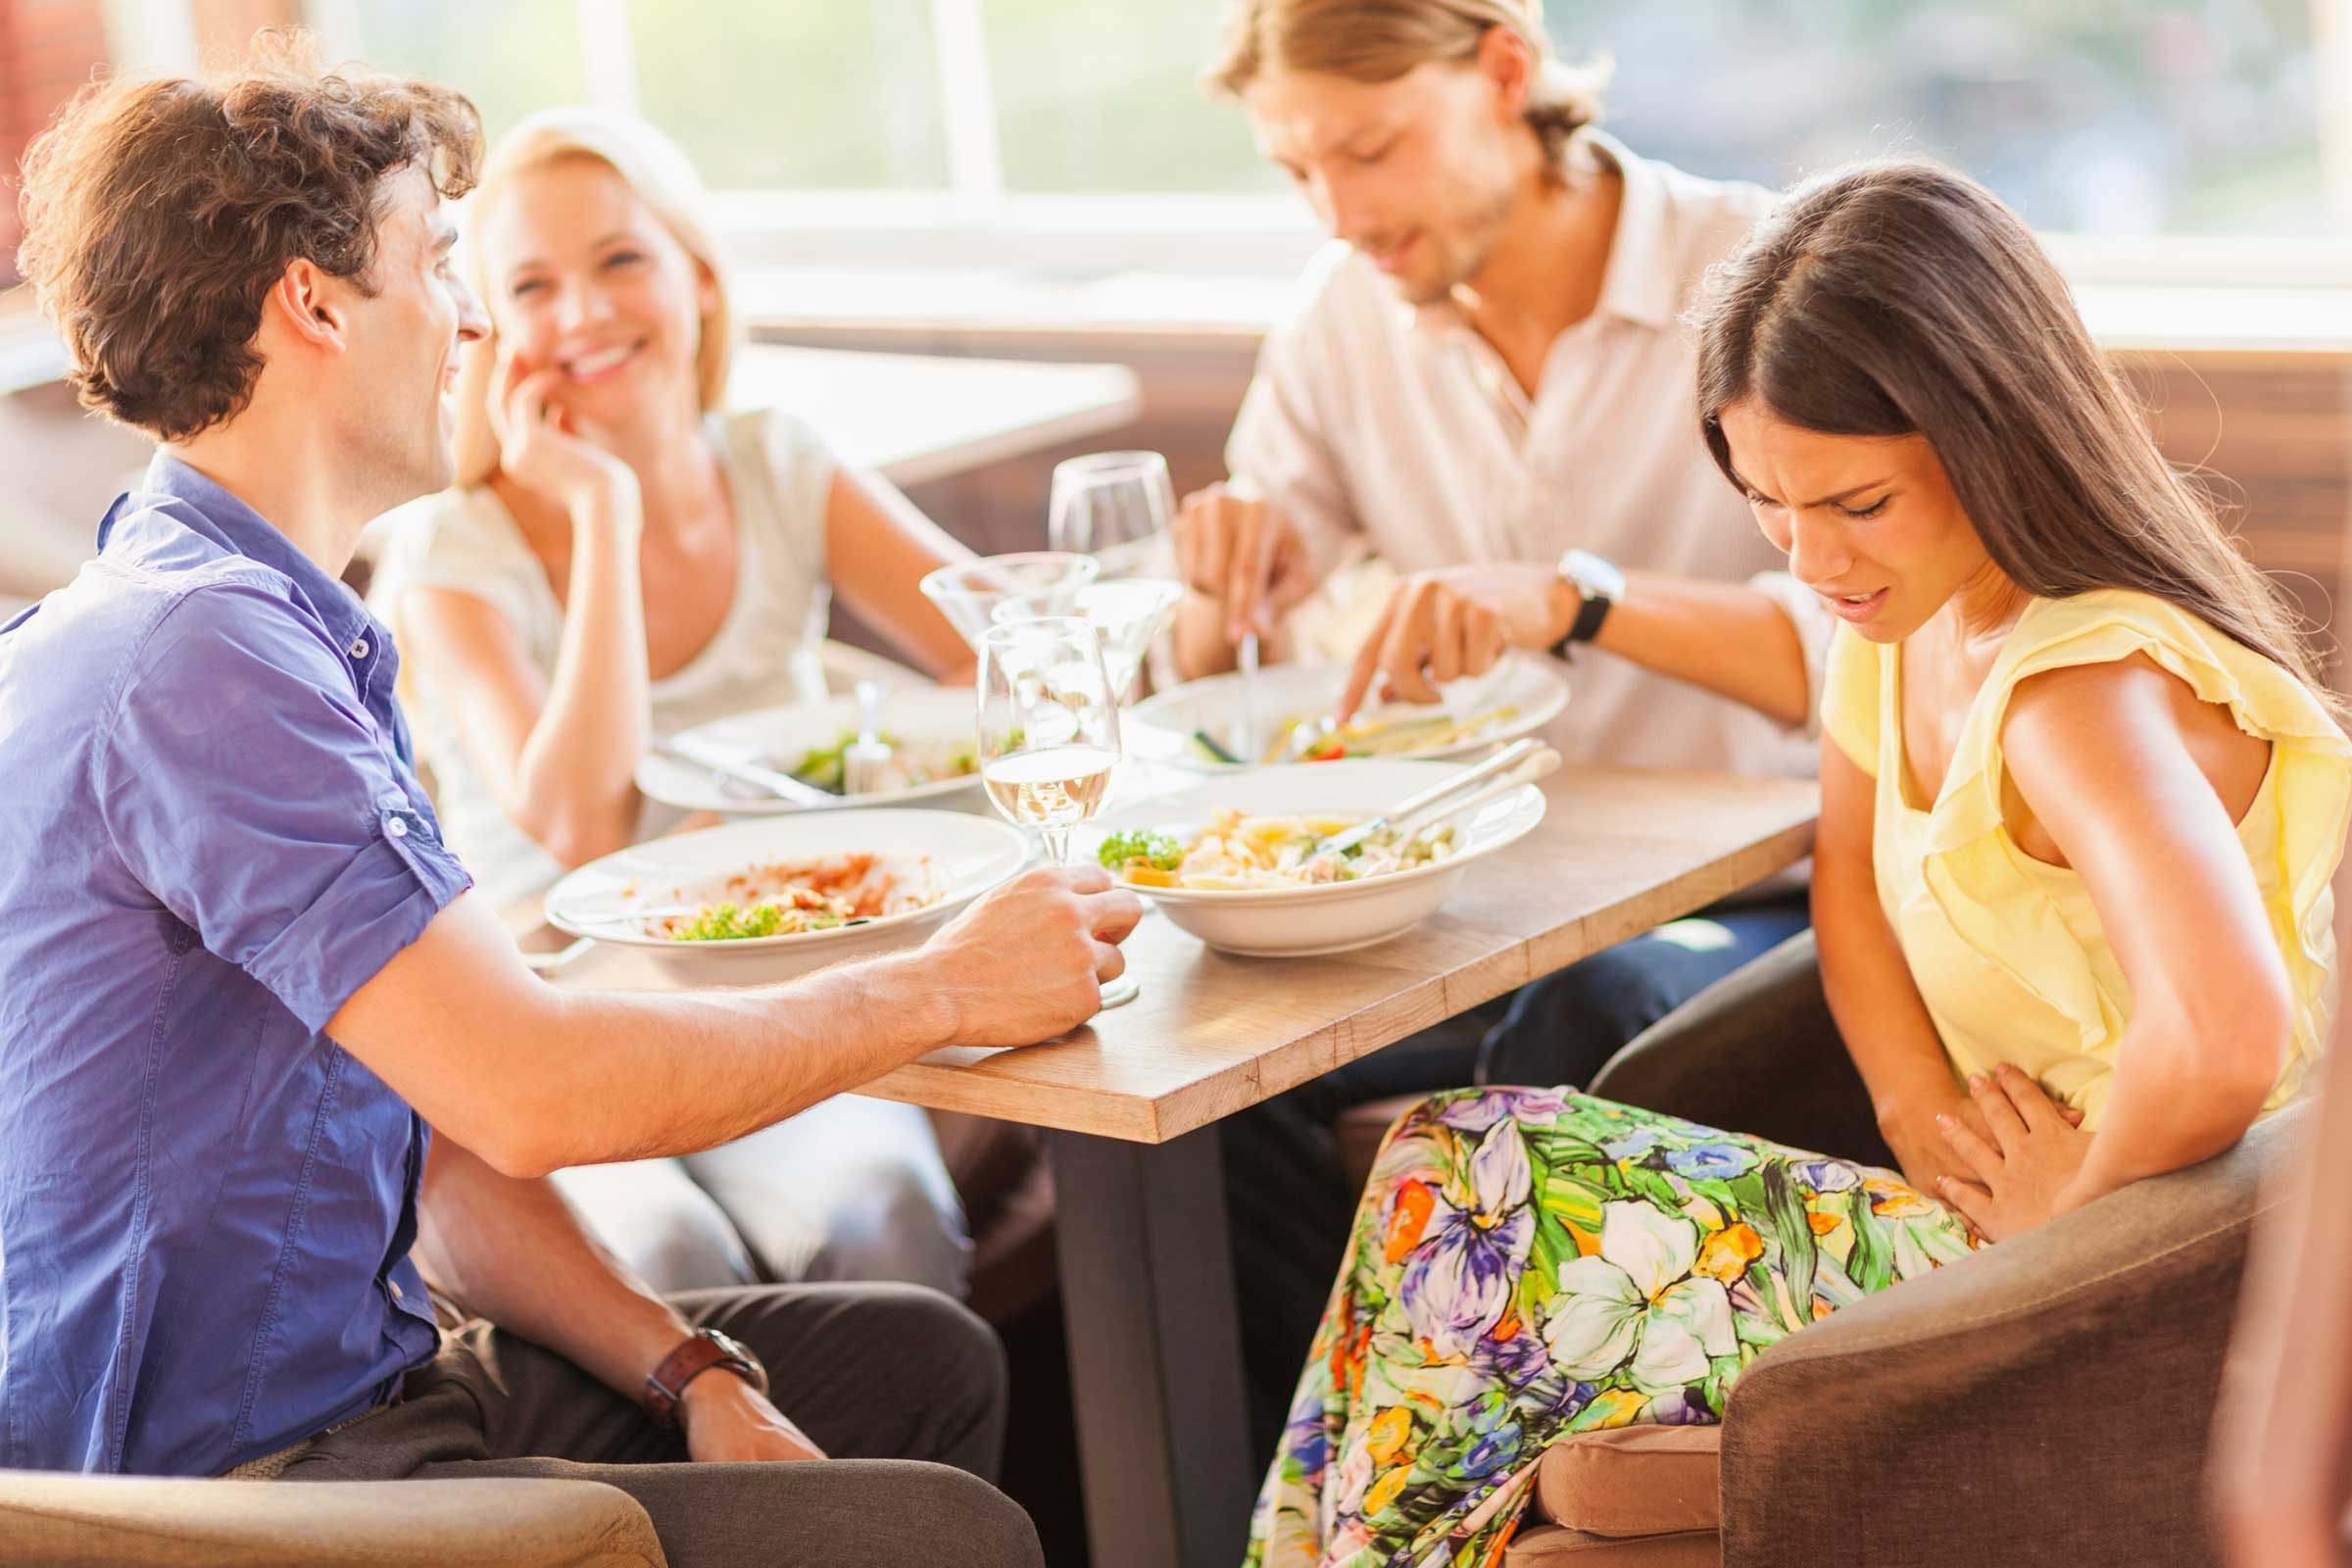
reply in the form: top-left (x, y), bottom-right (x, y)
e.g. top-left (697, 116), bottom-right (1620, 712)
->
top-left (549, 1094), bottom-right (971, 1297)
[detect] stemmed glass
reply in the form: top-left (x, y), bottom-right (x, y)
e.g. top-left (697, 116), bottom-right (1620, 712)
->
top-left (976, 616), bottom-right (1137, 1009)
top-left (992, 577), bottom-right (1183, 706)
top-left (1049, 452), bottom-right (1176, 581)
top-left (920, 553), bottom-right (1101, 653)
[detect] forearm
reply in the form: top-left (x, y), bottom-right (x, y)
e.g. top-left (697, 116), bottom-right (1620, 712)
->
top-left (2066, 1022), bottom-right (2274, 1208)
top-left (331, 897), bottom-right (958, 1180)
top-left (1590, 572), bottom-right (1811, 728)
top-left (493, 952), bottom-right (954, 1174)
top-left (416, 1137), bottom-right (689, 1397)
top-left (513, 489), bottom-right (650, 861)
top-left (1813, 875), bottom-right (1961, 1126)
top-left (825, 469), bottom-right (975, 679)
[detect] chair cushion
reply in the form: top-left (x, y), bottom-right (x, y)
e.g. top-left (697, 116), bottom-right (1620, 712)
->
top-left (1505, 1522), bottom-right (1721, 1566)
top-left (1534, 1425), bottom-right (1721, 1537)
top-left (0, 1471), bottom-right (666, 1568)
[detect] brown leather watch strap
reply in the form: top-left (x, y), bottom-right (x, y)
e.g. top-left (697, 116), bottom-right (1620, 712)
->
top-left (641, 1329), bottom-right (767, 1430)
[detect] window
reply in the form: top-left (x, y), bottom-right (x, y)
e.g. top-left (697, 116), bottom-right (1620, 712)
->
top-left (1547, 0), bottom-right (2330, 237)
top-left (304, 0), bottom-right (2344, 247)
top-left (981, 0), bottom-right (1274, 193)
top-left (629, 0), bottom-right (951, 190)
top-left (316, 0), bottom-right (588, 147)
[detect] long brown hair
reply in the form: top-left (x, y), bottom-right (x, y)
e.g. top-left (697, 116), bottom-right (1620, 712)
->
top-left (1204, 0), bottom-right (1609, 180)
top-left (1693, 159), bottom-right (2328, 694)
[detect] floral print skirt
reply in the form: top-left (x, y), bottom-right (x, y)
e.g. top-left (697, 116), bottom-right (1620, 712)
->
top-left (1245, 1087), bottom-right (1980, 1568)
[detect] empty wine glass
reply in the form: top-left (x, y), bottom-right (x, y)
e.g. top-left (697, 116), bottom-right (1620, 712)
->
top-left (976, 616), bottom-right (1137, 1009)
top-left (1049, 452), bottom-right (1175, 580)
top-left (992, 577), bottom-right (1183, 705)
top-left (920, 552), bottom-right (1101, 654)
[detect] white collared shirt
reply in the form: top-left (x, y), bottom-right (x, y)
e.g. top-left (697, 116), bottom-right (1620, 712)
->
top-left (1229, 131), bottom-right (1828, 778)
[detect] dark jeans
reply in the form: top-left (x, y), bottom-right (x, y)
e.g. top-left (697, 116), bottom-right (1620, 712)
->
top-left (279, 1283), bottom-right (1043, 1568)
top-left (1221, 892), bottom-right (1811, 1467)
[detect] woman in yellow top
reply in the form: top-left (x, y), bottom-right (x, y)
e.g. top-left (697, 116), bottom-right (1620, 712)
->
top-left (1246, 159), bottom-right (2350, 1568)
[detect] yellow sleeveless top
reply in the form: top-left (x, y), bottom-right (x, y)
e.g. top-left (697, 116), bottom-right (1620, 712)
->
top-left (1820, 588), bottom-right (2351, 1129)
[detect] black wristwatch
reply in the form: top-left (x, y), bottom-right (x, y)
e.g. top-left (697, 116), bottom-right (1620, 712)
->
top-left (1551, 549), bottom-right (1626, 661)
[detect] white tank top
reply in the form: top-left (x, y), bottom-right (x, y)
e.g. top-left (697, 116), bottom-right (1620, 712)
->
top-left (369, 408), bottom-right (835, 906)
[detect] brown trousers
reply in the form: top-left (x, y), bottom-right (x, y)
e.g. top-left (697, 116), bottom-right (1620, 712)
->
top-left (278, 1282), bottom-right (1043, 1568)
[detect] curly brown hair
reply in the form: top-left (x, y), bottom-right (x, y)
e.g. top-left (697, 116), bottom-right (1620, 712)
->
top-left (16, 31), bottom-right (481, 441)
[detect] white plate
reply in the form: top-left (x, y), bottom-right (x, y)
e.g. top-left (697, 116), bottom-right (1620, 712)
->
top-left (1125, 655), bottom-right (1567, 772)
top-left (1075, 760), bottom-right (1546, 956)
top-left (637, 686), bottom-right (982, 815)
top-left (545, 809), bottom-right (1031, 984)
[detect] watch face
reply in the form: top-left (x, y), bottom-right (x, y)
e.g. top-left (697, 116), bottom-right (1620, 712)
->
top-left (708, 1330), bottom-right (770, 1394)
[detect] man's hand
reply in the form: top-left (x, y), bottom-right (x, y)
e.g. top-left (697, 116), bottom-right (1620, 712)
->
top-left (677, 1370), bottom-right (825, 1464)
top-left (1336, 564), bottom-right (1579, 723)
top-left (1932, 1064), bottom-right (2095, 1241)
top-left (916, 865), bottom-right (1145, 1048)
top-left (1173, 482), bottom-right (1316, 645)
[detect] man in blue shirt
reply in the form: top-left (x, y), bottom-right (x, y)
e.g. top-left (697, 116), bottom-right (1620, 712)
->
top-left (0, 46), bottom-right (1138, 1567)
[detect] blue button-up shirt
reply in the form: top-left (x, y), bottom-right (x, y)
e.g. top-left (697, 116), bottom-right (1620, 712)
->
top-left (0, 455), bottom-right (471, 1476)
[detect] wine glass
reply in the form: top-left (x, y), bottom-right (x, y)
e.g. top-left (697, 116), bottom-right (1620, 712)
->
top-left (920, 552), bottom-right (1101, 654)
top-left (1049, 452), bottom-right (1176, 581)
top-left (991, 577), bottom-right (1183, 706)
top-left (976, 616), bottom-right (1137, 1009)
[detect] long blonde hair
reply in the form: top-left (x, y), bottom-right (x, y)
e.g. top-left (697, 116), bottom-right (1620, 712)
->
top-left (449, 107), bottom-right (736, 490)
top-left (1203, 0), bottom-right (1609, 177)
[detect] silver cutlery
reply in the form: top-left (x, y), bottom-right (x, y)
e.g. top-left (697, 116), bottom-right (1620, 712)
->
top-left (1314, 738), bottom-right (1555, 858)
top-left (1237, 630), bottom-right (1262, 762)
top-left (653, 735), bottom-right (836, 808)
top-left (845, 679), bottom-right (894, 796)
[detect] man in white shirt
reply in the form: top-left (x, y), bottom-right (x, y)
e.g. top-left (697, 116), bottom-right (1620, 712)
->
top-left (1184, 0), bottom-right (1831, 1461)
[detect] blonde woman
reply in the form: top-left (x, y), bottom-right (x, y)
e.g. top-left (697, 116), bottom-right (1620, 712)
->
top-left (373, 109), bottom-right (977, 1297)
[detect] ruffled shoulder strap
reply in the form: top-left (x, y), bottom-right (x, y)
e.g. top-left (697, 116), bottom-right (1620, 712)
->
top-left (1923, 589), bottom-right (2350, 1045)
top-left (1932, 591), bottom-right (2348, 858)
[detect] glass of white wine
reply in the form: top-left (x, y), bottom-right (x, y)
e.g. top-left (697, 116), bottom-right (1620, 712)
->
top-left (976, 615), bottom-right (1136, 1009)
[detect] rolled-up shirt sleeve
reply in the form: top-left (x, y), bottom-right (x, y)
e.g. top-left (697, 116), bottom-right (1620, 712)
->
top-left (94, 579), bottom-right (472, 1032)
top-left (1745, 569), bottom-right (1838, 739)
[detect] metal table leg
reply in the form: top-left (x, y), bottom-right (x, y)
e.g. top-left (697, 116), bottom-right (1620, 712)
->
top-left (1047, 1123), bottom-right (1253, 1568)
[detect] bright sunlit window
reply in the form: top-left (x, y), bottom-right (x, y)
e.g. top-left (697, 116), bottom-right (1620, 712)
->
top-left (310, 0), bottom-right (2344, 239)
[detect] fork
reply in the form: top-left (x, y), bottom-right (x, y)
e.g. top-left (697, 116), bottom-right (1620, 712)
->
top-left (845, 679), bottom-right (894, 795)
top-left (1313, 739), bottom-right (1552, 858)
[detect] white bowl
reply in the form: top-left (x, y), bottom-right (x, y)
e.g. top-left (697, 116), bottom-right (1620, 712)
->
top-left (637, 686), bottom-right (983, 816)
top-left (545, 809), bottom-right (1031, 984)
top-left (1125, 655), bottom-right (1568, 772)
top-left (1075, 760), bottom-right (1546, 956)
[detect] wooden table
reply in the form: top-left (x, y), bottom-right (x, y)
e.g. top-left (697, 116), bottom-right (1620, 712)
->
top-left (527, 764), bottom-right (1818, 1568)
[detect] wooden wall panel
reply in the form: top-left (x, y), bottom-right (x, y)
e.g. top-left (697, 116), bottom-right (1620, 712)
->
top-left (0, 0), bottom-right (114, 287)
top-left (2117, 354), bottom-right (2352, 670)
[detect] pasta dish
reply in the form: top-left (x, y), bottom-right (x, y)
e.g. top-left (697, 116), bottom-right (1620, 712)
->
top-left (1099, 812), bottom-right (1456, 891)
